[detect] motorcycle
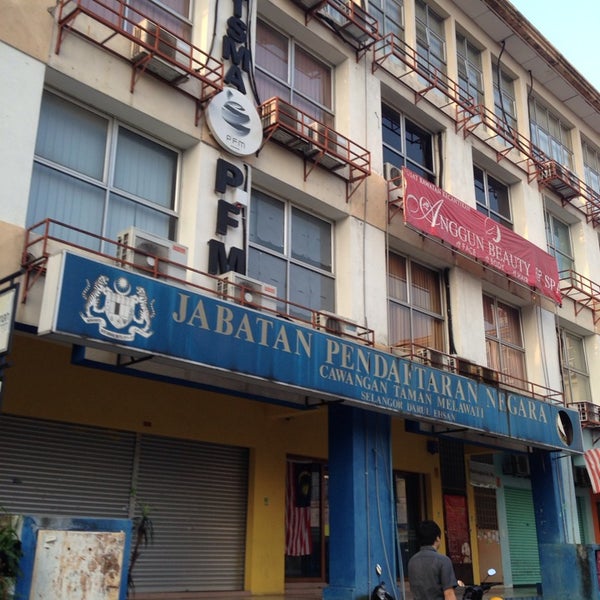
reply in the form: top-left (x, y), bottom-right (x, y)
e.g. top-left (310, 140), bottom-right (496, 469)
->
top-left (461, 568), bottom-right (503, 600)
top-left (370, 564), bottom-right (394, 600)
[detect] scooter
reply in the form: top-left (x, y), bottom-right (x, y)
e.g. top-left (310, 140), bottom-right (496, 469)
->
top-left (461, 568), bottom-right (502, 600)
top-left (370, 564), bottom-right (394, 600)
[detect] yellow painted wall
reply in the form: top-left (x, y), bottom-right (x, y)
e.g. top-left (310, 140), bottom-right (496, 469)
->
top-left (4, 334), bottom-right (329, 594)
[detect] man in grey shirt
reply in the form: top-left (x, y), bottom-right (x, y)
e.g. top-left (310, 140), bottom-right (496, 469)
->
top-left (407, 520), bottom-right (460, 600)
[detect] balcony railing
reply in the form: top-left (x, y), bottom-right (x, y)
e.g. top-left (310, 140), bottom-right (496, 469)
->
top-left (559, 269), bottom-right (600, 324)
top-left (392, 343), bottom-right (564, 405)
top-left (373, 33), bottom-right (475, 114)
top-left (534, 159), bottom-right (600, 228)
top-left (55, 0), bottom-right (223, 124)
top-left (21, 218), bottom-right (375, 347)
top-left (259, 97), bottom-right (371, 201)
top-left (292, 0), bottom-right (380, 59)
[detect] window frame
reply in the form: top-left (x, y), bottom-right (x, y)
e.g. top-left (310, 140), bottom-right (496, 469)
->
top-left (370, 0), bottom-right (405, 39)
top-left (529, 97), bottom-right (573, 168)
top-left (473, 165), bottom-right (512, 229)
top-left (558, 328), bottom-right (592, 405)
top-left (493, 65), bottom-right (517, 134)
top-left (255, 19), bottom-right (334, 126)
top-left (456, 32), bottom-right (483, 106)
top-left (544, 208), bottom-right (575, 275)
top-left (387, 252), bottom-right (445, 351)
top-left (247, 189), bottom-right (335, 319)
top-left (415, 0), bottom-right (447, 78)
top-left (28, 90), bottom-right (180, 250)
top-left (483, 294), bottom-right (526, 381)
top-left (583, 139), bottom-right (600, 194)
top-left (382, 103), bottom-right (436, 182)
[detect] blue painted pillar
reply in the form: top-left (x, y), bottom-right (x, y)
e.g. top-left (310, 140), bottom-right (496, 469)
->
top-left (530, 450), bottom-right (600, 600)
top-left (324, 404), bottom-right (400, 600)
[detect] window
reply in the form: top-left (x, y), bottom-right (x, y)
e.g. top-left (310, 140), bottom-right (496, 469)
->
top-left (382, 104), bottom-right (435, 182)
top-left (483, 295), bottom-right (525, 382)
top-left (248, 190), bottom-right (334, 319)
top-left (133, 0), bottom-right (190, 38)
top-left (456, 33), bottom-right (483, 105)
top-left (558, 329), bottom-right (592, 404)
top-left (529, 98), bottom-right (573, 168)
top-left (371, 0), bottom-right (404, 38)
top-left (474, 166), bottom-right (512, 229)
top-left (415, 0), bottom-right (446, 79)
top-left (545, 210), bottom-right (574, 274)
top-left (27, 91), bottom-right (178, 250)
top-left (255, 20), bottom-right (333, 126)
top-left (388, 253), bottom-right (444, 350)
top-left (583, 140), bottom-right (600, 194)
top-left (493, 66), bottom-right (516, 135)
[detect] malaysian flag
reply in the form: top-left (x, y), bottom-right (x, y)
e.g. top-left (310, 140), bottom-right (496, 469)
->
top-left (285, 462), bottom-right (313, 556)
top-left (584, 448), bottom-right (600, 494)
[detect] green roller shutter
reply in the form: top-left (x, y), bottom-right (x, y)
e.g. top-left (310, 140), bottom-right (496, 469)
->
top-left (504, 487), bottom-right (540, 586)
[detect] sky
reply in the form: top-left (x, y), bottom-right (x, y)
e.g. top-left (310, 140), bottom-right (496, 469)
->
top-left (509, 0), bottom-right (600, 92)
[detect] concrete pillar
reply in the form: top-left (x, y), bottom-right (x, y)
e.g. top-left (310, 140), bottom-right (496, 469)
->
top-left (324, 404), bottom-right (400, 600)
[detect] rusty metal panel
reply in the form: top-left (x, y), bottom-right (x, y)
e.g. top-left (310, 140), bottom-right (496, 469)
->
top-left (30, 529), bottom-right (125, 599)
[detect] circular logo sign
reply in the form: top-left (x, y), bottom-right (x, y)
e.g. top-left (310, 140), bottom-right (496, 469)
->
top-left (205, 88), bottom-right (263, 156)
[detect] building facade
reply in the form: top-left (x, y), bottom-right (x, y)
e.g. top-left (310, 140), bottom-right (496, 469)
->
top-left (0, 0), bottom-right (599, 599)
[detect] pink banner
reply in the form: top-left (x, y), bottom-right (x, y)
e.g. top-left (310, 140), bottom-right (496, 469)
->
top-left (402, 168), bottom-right (561, 303)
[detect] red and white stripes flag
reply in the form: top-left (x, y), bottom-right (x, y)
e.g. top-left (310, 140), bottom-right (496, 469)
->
top-left (584, 448), bottom-right (600, 494)
top-left (285, 462), bottom-right (312, 556)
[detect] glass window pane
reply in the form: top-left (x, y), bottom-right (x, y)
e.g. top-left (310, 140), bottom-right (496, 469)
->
top-left (248, 247), bottom-right (287, 314)
top-left (410, 262), bottom-right (440, 313)
top-left (412, 311), bottom-right (443, 349)
top-left (294, 46), bottom-right (331, 109)
top-left (406, 120), bottom-right (433, 170)
top-left (27, 163), bottom-right (105, 249)
top-left (250, 191), bottom-right (284, 253)
top-left (389, 302), bottom-right (411, 346)
top-left (291, 208), bottom-right (332, 272)
top-left (36, 92), bottom-right (108, 180)
top-left (482, 295), bottom-right (495, 335)
top-left (497, 301), bottom-right (522, 345)
top-left (106, 193), bottom-right (173, 248)
top-left (114, 128), bottom-right (177, 208)
top-left (290, 264), bottom-right (334, 316)
top-left (256, 20), bottom-right (288, 81)
top-left (388, 254), bottom-right (407, 301)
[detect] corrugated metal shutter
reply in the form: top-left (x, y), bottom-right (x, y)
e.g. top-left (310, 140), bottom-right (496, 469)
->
top-left (0, 414), bottom-right (134, 517)
top-left (504, 487), bottom-right (541, 585)
top-left (131, 434), bottom-right (249, 593)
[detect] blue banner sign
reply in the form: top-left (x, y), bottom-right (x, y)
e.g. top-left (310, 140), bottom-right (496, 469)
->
top-left (40, 253), bottom-right (583, 453)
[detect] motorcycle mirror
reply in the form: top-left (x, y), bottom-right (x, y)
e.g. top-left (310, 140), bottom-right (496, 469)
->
top-left (375, 564), bottom-right (382, 577)
top-left (487, 568), bottom-right (497, 577)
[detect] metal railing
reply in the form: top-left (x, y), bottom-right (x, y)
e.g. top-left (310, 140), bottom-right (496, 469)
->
top-left (259, 97), bottom-right (371, 201)
top-left (21, 218), bottom-right (375, 347)
top-left (55, 0), bottom-right (223, 123)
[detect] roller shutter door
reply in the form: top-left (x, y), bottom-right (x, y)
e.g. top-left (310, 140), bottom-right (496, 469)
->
top-left (0, 414), bottom-right (134, 517)
top-left (0, 415), bottom-right (249, 593)
top-left (504, 487), bottom-right (541, 586)
top-left (132, 434), bottom-right (249, 593)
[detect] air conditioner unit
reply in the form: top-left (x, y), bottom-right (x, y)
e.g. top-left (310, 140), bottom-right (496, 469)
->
top-left (456, 357), bottom-right (483, 379)
top-left (116, 227), bottom-right (188, 280)
top-left (315, 310), bottom-right (358, 337)
top-left (318, 1), bottom-right (348, 27)
top-left (307, 122), bottom-right (346, 171)
top-left (416, 348), bottom-right (456, 370)
top-left (384, 162), bottom-right (402, 182)
top-left (131, 19), bottom-right (191, 82)
top-left (217, 272), bottom-right (278, 312)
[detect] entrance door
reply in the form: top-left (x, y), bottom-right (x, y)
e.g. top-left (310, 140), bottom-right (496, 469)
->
top-left (285, 459), bottom-right (329, 581)
top-left (394, 471), bottom-right (424, 576)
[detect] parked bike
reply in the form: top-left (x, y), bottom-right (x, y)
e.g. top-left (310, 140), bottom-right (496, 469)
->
top-left (461, 568), bottom-right (503, 600)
